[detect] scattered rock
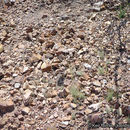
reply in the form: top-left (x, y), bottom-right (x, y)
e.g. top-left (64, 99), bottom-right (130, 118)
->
top-left (0, 116), bottom-right (8, 128)
top-left (84, 63), bottom-right (92, 69)
top-left (0, 72), bottom-right (4, 80)
top-left (93, 80), bottom-right (101, 87)
top-left (23, 89), bottom-right (32, 100)
top-left (62, 116), bottom-right (71, 121)
top-left (85, 108), bottom-right (93, 115)
top-left (0, 98), bottom-right (14, 113)
top-left (61, 121), bottom-right (69, 125)
top-left (0, 44), bottom-right (4, 53)
top-left (41, 62), bottom-right (52, 72)
top-left (14, 82), bottom-right (21, 89)
top-left (10, 19), bottom-right (16, 27)
top-left (30, 53), bottom-right (42, 63)
top-left (105, 105), bottom-right (111, 113)
top-left (18, 115), bottom-right (24, 121)
top-left (70, 103), bottom-right (77, 109)
top-left (22, 107), bottom-right (30, 115)
top-left (122, 105), bottom-right (130, 117)
top-left (88, 102), bottom-right (102, 111)
top-left (58, 88), bottom-right (69, 98)
top-left (57, 75), bottom-right (65, 86)
top-left (89, 113), bottom-right (103, 125)
top-left (45, 90), bottom-right (57, 98)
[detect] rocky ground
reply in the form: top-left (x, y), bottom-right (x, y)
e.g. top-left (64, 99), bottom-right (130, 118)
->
top-left (0, 0), bottom-right (130, 129)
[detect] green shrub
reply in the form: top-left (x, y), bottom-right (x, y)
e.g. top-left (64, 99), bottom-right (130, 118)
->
top-left (70, 86), bottom-right (85, 103)
top-left (106, 89), bottom-right (115, 102)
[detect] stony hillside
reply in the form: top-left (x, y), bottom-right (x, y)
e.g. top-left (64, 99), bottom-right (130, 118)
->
top-left (0, 0), bottom-right (130, 129)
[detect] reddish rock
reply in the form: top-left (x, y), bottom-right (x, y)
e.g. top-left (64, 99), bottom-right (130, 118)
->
top-left (0, 98), bottom-right (14, 114)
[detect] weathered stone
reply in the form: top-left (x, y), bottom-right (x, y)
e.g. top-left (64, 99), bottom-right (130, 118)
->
top-left (0, 43), bottom-right (4, 53)
top-left (70, 103), bottom-right (77, 109)
top-left (89, 113), bottom-right (103, 124)
top-left (0, 116), bottom-right (8, 127)
top-left (23, 89), bottom-right (32, 100)
top-left (0, 98), bottom-right (14, 113)
top-left (85, 108), bottom-right (93, 115)
top-left (22, 107), bottom-right (30, 115)
top-left (14, 82), bottom-right (21, 89)
top-left (93, 80), bottom-right (101, 87)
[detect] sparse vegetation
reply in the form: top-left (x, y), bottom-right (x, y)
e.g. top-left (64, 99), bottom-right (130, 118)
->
top-left (106, 89), bottom-right (115, 102)
top-left (98, 50), bottom-right (105, 60)
top-left (127, 116), bottom-right (130, 123)
top-left (119, 5), bottom-right (126, 18)
top-left (118, 0), bottom-right (130, 19)
top-left (70, 86), bottom-right (85, 103)
top-left (98, 66), bottom-right (105, 75)
top-left (71, 112), bottom-right (76, 120)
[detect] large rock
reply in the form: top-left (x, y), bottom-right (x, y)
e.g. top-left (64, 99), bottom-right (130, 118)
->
top-left (0, 98), bottom-right (14, 114)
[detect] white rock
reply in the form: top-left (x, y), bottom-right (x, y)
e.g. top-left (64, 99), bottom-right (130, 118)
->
top-left (70, 103), bottom-right (77, 109)
top-left (24, 89), bottom-right (32, 100)
top-left (42, 100), bottom-right (46, 105)
top-left (14, 83), bottom-right (21, 89)
top-left (94, 1), bottom-right (103, 7)
top-left (23, 66), bottom-right (29, 73)
top-left (62, 121), bottom-right (69, 125)
top-left (49, 115), bottom-right (54, 119)
top-left (12, 73), bottom-right (18, 77)
top-left (84, 63), bottom-right (92, 69)
top-left (88, 102), bottom-right (102, 111)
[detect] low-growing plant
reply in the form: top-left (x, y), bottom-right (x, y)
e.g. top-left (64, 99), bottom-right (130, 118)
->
top-left (71, 112), bottom-right (76, 120)
top-left (76, 71), bottom-right (84, 76)
top-left (106, 89), bottom-right (115, 102)
top-left (70, 86), bottom-right (85, 103)
top-left (98, 66), bottom-right (105, 75)
top-left (119, 5), bottom-right (126, 18)
top-left (98, 50), bottom-right (105, 60)
top-left (127, 116), bottom-right (130, 123)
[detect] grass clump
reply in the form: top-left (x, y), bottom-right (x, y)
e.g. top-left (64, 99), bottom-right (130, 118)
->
top-left (71, 112), bottom-right (76, 120)
top-left (98, 66), bottom-right (105, 75)
top-left (106, 89), bottom-right (115, 102)
top-left (119, 5), bottom-right (126, 18)
top-left (70, 86), bottom-right (85, 103)
top-left (98, 50), bottom-right (105, 60)
top-left (127, 116), bottom-right (130, 123)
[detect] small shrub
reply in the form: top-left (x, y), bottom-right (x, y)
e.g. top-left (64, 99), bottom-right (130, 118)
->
top-left (71, 112), bottom-right (76, 120)
top-left (119, 5), bottom-right (126, 18)
top-left (98, 66), bottom-right (105, 75)
top-left (70, 86), bottom-right (85, 103)
top-left (106, 89), bottom-right (115, 102)
top-left (98, 50), bottom-right (105, 60)
top-left (127, 116), bottom-right (130, 123)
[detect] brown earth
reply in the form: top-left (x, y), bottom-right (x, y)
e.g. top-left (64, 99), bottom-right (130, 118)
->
top-left (0, 0), bottom-right (130, 129)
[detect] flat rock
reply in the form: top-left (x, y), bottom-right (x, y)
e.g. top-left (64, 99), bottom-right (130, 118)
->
top-left (93, 80), bottom-right (101, 87)
top-left (88, 102), bottom-right (102, 111)
top-left (70, 103), bottom-right (77, 109)
top-left (85, 108), bottom-right (93, 115)
top-left (23, 89), bottom-right (32, 100)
